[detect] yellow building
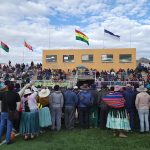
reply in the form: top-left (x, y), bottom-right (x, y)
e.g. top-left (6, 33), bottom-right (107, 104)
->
top-left (42, 48), bottom-right (136, 71)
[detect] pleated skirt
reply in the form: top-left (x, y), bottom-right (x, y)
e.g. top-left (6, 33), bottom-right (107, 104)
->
top-left (106, 108), bottom-right (130, 130)
top-left (19, 110), bottom-right (39, 135)
top-left (39, 107), bottom-right (52, 127)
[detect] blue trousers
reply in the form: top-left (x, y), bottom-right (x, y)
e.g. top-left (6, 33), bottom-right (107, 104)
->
top-left (128, 110), bottom-right (135, 130)
top-left (138, 109), bottom-right (149, 132)
top-left (0, 112), bottom-right (13, 143)
top-left (51, 107), bottom-right (62, 131)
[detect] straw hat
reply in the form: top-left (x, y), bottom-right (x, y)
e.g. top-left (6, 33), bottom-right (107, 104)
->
top-left (38, 89), bottom-right (50, 98)
top-left (0, 82), bottom-right (6, 90)
top-left (137, 85), bottom-right (147, 92)
top-left (24, 89), bottom-right (32, 95)
top-left (114, 85), bottom-right (121, 92)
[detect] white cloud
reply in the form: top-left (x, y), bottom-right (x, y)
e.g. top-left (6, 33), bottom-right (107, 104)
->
top-left (0, 0), bottom-right (150, 65)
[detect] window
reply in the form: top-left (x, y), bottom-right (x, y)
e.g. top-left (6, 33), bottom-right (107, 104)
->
top-left (119, 54), bottom-right (132, 63)
top-left (63, 55), bottom-right (74, 62)
top-left (101, 54), bottom-right (113, 62)
top-left (82, 54), bottom-right (93, 62)
top-left (46, 55), bottom-right (57, 62)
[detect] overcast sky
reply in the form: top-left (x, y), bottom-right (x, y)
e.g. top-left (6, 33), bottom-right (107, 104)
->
top-left (0, 0), bottom-right (150, 64)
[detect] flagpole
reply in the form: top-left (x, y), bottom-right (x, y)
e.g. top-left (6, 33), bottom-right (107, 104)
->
top-left (49, 28), bottom-right (50, 48)
top-left (23, 40), bottom-right (25, 63)
top-left (49, 27), bottom-right (54, 48)
top-left (103, 28), bottom-right (105, 49)
top-left (130, 30), bottom-right (131, 48)
top-left (23, 47), bottom-right (24, 63)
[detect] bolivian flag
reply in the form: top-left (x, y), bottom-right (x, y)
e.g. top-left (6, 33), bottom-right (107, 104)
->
top-left (75, 29), bottom-right (89, 45)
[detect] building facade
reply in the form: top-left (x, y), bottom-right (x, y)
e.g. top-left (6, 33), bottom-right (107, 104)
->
top-left (42, 48), bottom-right (136, 71)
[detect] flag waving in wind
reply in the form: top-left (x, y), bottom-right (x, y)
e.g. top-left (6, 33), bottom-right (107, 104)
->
top-left (24, 41), bottom-right (33, 51)
top-left (104, 29), bottom-right (120, 40)
top-left (75, 29), bottom-right (89, 45)
top-left (0, 41), bottom-right (9, 52)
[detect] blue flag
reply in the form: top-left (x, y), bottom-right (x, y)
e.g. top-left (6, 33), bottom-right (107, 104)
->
top-left (104, 29), bottom-right (120, 40)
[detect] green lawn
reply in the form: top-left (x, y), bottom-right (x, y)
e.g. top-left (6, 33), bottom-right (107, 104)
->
top-left (1, 129), bottom-right (150, 150)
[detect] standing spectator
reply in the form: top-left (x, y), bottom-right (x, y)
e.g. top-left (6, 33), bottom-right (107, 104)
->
top-left (0, 82), bottom-right (20, 144)
top-left (0, 82), bottom-right (7, 126)
top-left (123, 84), bottom-right (136, 131)
top-left (72, 86), bottom-right (80, 123)
top-left (78, 84), bottom-right (93, 129)
top-left (89, 84), bottom-right (99, 128)
top-left (9, 61), bottom-right (11, 67)
top-left (19, 86), bottom-right (39, 140)
top-left (38, 88), bottom-right (52, 132)
top-left (64, 86), bottom-right (78, 129)
top-left (135, 86), bottom-right (150, 133)
top-left (103, 85), bottom-right (130, 138)
top-left (49, 85), bottom-right (64, 131)
top-left (99, 85), bottom-right (109, 129)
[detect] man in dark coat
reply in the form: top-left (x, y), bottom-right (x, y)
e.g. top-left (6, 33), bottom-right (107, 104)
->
top-left (89, 84), bottom-right (99, 128)
top-left (78, 84), bottom-right (93, 129)
top-left (98, 85), bottom-right (110, 129)
top-left (0, 82), bottom-right (20, 144)
top-left (64, 87), bottom-right (78, 129)
top-left (123, 84), bottom-right (136, 131)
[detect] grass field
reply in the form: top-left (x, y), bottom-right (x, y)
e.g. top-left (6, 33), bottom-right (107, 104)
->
top-left (1, 129), bottom-right (150, 150)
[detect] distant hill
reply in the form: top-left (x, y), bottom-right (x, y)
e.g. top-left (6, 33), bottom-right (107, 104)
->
top-left (136, 57), bottom-right (150, 65)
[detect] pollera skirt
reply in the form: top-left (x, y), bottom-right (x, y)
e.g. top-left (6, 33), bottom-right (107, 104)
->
top-left (39, 107), bottom-right (52, 127)
top-left (106, 107), bottom-right (130, 130)
top-left (19, 110), bottom-right (39, 135)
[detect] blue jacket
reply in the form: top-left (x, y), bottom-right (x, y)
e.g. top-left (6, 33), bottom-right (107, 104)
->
top-left (64, 90), bottom-right (78, 107)
top-left (123, 88), bottom-right (136, 113)
top-left (78, 90), bottom-right (93, 107)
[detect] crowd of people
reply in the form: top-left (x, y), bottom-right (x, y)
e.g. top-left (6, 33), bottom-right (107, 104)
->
top-left (0, 79), bottom-right (150, 144)
top-left (1, 61), bottom-right (150, 84)
top-left (0, 61), bottom-right (150, 145)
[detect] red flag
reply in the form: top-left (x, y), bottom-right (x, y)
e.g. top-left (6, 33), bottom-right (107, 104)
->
top-left (24, 41), bottom-right (33, 51)
top-left (0, 41), bottom-right (9, 52)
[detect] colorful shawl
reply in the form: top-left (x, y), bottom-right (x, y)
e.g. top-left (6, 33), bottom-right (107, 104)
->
top-left (102, 92), bottom-right (125, 108)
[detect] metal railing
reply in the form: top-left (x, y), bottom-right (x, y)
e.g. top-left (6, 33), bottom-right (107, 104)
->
top-left (95, 81), bottom-right (144, 88)
top-left (75, 70), bottom-right (96, 81)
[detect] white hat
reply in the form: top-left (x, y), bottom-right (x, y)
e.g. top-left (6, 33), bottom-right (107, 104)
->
top-left (126, 84), bottom-right (131, 87)
top-left (38, 89), bottom-right (50, 98)
top-left (73, 86), bottom-right (78, 89)
top-left (24, 89), bottom-right (32, 95)
top-left (137, 85), bottom-right (147, 92)
top-left (114, 85), bottom-right (121, 92)
top-left (10, 78), bottom-right (16, 82)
